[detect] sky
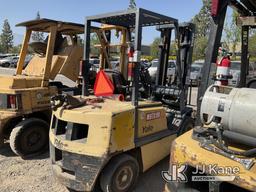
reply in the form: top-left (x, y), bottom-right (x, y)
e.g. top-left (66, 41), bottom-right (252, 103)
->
top-left (0, 0), bottom-right (203, 45)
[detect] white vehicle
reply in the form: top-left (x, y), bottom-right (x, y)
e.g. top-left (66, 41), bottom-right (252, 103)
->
top-left (148, 59), bottom-right (159, 81)
top-left (0, 56), bottom-right (19, 68)
top-left (167, 60), bottom-right (176, 76)
top-left (148, 59), bottom-right (176, 82)
top-left (89, 58), bottom-right (100, 72)
top-left (190, 63), bottom-right (203, 86)
top-left (229, 61), bottom-right (241, 87)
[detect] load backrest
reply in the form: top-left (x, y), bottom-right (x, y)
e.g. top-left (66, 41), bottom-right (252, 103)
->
top-left (57, 45), bottom-right (83, 82)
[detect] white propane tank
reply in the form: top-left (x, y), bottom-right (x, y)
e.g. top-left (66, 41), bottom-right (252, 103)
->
top-left (200, 85), bottom-right (256, 138)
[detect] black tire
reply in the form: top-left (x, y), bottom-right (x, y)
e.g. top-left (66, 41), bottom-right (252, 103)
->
top-left (167, 182), bottom-right (200, 192)
top-left (10, 118), bottom-right (49, 157)
top-left (248, 80), bottom-right (256, 89)
top-left (3, 62), bottom-right (10, 67)
top-left (178, 117), bottom-right (194, 136)
top-left (100, 154), bottom-right (139, 192)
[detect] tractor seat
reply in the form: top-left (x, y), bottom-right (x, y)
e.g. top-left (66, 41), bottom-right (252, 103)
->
top-left (104, 69), bottom-right (127, 95)
top-left (29, 42), bottom-right (47, 55)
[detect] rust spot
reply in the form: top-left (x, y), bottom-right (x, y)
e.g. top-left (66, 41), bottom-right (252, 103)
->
top-left (180, 144), bottom-right (187, 154)
top-left (191, 154), bottom-right (197, 161)
top-left (234, 176), bottom-right (256, 191)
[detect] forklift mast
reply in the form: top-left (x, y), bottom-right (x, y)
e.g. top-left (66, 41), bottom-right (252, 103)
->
top-left (196, 0), bottom-right (256, 124)
top-left (154, 23), bottom-right (195, 112)
top-left (177, 23), bottom-right (195, 110)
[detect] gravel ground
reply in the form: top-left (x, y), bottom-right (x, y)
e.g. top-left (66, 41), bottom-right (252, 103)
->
top-left (0, 142), bottom-right (168, 192)
top-left (0, 67), bottom-right (198, 192)
top-left (0, 143), bottom-right (68, 192)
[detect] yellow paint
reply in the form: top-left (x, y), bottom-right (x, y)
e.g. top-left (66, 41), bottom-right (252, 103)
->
top-left (50, 131), bottom-right (108, 157)
top-left (171, 130), bottom-right (256, 191)
top-left (141, 135), bottom-right (176, 171)
top-left (0, 76), bottom-right (42, 89)
top-left (0, 19), bottom-right (84, 140)
top-left (111, 110), bottom-right (135, 152)
top-left (51, 105), bottom-right (115, 157)
top-left (16, 29), bottom-right (32, 75)
top-left (51, 98), bottom-right (177, 173)
top-left (138, 106), bottom-right (167, 138)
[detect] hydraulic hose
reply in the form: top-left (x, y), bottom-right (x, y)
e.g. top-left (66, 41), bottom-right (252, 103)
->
top-left (223, 130), bottom-right (256, 148)
top-left (211, 129), bottom-right (256, 157)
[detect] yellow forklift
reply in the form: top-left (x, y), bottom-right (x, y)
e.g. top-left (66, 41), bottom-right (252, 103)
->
top-left (166, 0), bottom-right (256, 191)
top-left (49, 8), bottom-right (195, 192)
top-left (0, 19), bottom-right (84, 158)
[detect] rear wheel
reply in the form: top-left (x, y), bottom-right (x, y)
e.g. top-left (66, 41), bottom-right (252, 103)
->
top-left (10, 118), bottom-right (49, 158)
top-left (100, 154), bottom-right (139, 192)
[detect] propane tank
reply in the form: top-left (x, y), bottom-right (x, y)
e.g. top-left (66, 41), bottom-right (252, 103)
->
top-left (200, 85), bottom-right (256, 138)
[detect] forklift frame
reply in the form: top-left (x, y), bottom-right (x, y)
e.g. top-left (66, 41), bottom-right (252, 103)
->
top-left (197, 0), bottom-right (256, 124)
top-left (83, 8), bottom-right (179, 98)
top-left (82, 8), bottom-right (187, 145)
top-left (16, 19), bottom-right (84, 87)
top-left (165, 1), bottom-right (256, 191)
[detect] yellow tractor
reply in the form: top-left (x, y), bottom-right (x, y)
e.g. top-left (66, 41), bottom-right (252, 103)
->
top-left (0, 19), bottom-right (84, 158)
top-left (166, 1), bottom-right (256, 192)
top-left (49, 8), bottom-right (195, 192)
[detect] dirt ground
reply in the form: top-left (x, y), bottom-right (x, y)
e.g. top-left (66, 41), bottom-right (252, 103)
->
top-left (0, 68), bottom-right (197, 192)
top-left (0, 143), bottom-right (68, 192)
top-left (0, 142), bottom-right (169, 192)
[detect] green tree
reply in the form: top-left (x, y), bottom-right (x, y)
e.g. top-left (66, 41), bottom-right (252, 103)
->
top-left (11, 44), bottom-right (22, 54)
top-left (31, 11), bottom-right (44, 42)
top-left (192, 0), bottom-right (211, 38)
top-left (191, 0), bottom-right (211, 61)
top-left (150, 37), bottom-right (161, 58)
top-left (128, 0), bottom-right (136, 9)
top-left (193, 36), bottom-right (208, 61)
top-left (0, 43), bottom-right (3, 53)
top-left (249, 33), bottom-right (256, 58)
top-left (0, 19), bottom-right (14, 53)
top-left (90, 33), bottom-right (100, 56)
top-left (169, 41), bottom-right (177, 56)
top-left (224, 11), bottom-right (241, 60)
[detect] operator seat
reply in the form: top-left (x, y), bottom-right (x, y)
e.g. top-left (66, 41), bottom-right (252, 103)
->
top-left (28, 32), bottom-right (66, 56)
top-left (104, 69), bottom-right (127, 95)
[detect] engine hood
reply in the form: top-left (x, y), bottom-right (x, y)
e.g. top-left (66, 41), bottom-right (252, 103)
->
top-left (53, 97), bottom-right (135, 125)
top-left (0, 75), bottom-right (42, 90)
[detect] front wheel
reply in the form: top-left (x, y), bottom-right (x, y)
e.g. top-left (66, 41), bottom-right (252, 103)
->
top-left (10, 118), bottom-right (49, 158)
top-left (100, 154), bottom-right (139, 192)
